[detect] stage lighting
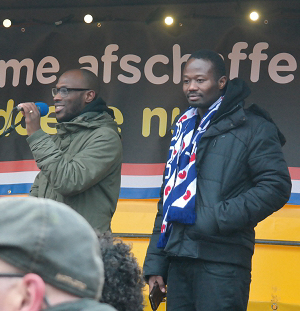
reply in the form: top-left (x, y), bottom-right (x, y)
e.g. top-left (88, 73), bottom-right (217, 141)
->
top-left (165, 16), bottom-right (174, 25)
top-left (3, 19), bottom-right (12, 28)
top-left (84, 14), bottom-right (93, 24)
top-left (250, 11), bottom-right (259, 21)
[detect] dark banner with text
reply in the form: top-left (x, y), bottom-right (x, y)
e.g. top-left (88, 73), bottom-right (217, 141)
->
top-left (0, 19), bottom-right (299, 203)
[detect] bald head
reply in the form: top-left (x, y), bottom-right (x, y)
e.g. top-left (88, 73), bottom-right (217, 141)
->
top-left (61, 69), bottom-right (100, 98)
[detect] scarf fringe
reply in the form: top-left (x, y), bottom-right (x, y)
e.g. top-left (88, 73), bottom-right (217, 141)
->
top-left (167, 206), bottom-right (196, 224)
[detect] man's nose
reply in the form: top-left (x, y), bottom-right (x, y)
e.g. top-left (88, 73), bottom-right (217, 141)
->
top-left (53, 92), bottom-right (62, 101)
top-left (188, 80), bottom-right (198, 91)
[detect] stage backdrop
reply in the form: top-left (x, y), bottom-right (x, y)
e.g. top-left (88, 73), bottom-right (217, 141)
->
top-left (0, 17), bottom-right (299, 204)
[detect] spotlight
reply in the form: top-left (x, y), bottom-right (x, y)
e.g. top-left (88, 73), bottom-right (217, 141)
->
top-left (84, 14), bottom-right (93, 24)
top-left (249, 11), bottom-right (259, 21)
top-left (3, 19), bottom-right (12, 28)
top-left (164, 16), bottom-right (174, 26)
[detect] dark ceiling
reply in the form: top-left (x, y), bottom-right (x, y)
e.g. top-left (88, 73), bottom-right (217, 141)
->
top-left (0, 0), bottom-right (299, 10)
top-left (0, 0), bottom-right (251, 10)
top-left (0, 0), bottom-right (299, 26)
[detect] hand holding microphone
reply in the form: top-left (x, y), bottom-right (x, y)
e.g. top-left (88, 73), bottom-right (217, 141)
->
top-left (17, 102), bottom-right (49, 136)
top-left (15, 102), bottom-right (49, 117)
top-left (0, 102), bottom-right (49, 138)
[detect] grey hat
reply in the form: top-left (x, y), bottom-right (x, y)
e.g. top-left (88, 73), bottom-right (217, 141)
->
top-left (0, 197), bottom-right (104, 300)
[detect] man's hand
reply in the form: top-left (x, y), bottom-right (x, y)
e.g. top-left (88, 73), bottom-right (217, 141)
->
top-left (149, 275), bottom-right (166, 293)
top-left (18, 102), bottom-right (41, 136)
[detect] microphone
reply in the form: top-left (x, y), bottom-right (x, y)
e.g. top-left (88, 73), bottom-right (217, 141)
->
top-left (14, 102), bottom-right (49, 117)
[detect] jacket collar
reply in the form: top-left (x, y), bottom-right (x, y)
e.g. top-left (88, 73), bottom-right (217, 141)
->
top-left (80, 97), bottom-right (115, 119)
top-left (204, 105), bottom-right (247, 137)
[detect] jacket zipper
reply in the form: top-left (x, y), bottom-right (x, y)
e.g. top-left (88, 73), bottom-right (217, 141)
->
top-left (210, 104), bottom-right (241, 126)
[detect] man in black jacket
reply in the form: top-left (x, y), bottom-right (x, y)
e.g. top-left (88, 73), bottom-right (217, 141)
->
top-left (143, 50), bottom-right (291, 311)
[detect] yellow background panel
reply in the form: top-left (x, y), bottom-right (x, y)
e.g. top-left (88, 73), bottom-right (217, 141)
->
top-left (255, 204), bottom-right (300, 241)
top-left (111, 199), bottom-right (158, 234)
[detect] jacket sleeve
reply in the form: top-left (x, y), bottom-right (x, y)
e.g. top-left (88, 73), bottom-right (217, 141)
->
top-left (29, 172), bottom-right (39, 197)
top-left (214, 119), bottom-right (292, 235)
top-left (26, 128), bottom-right (122, 196)
top-left (143, 185), bottom-right (170, 284)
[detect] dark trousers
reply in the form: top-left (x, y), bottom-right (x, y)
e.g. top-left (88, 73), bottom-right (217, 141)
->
top-left (166, 257), bottom-right (251, 311)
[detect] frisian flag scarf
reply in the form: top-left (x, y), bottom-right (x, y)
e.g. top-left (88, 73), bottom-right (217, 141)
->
top-left (157, 96), bottom-right (224, 248)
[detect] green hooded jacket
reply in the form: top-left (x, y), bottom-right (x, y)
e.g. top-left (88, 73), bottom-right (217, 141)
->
top-left (27, 109), bottom-right (122, 232)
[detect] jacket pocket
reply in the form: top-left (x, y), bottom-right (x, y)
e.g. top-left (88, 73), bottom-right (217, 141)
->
top-left (203, 261), bottom-right (237, 278)
top-left (188, 205), bottom-right (219, 237)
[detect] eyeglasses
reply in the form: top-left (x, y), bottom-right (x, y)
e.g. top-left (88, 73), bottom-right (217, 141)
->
top-left (0, 273), bottom-right (25, 278)
top-left (52, 87), bottom-right (90, 98)
top-left (0, 273), bottom-right (51, 307)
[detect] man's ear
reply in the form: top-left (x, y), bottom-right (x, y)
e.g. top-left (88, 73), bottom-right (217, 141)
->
top-left (20, 273), bottom-right (46, 311)
top-left (218, 76), bottom-right (227, 90)
top-left (85, 90), bottom-right (96, 103)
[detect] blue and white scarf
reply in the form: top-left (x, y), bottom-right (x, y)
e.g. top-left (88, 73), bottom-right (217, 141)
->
top-left (157, 96), bottom-right (223, 248)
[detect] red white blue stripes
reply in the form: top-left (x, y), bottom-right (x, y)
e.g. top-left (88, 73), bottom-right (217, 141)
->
top-left (288, 167), bottom-right (300, 205)
top-left (0, 160), bottom-right (299, 205)
top-left (119, 163), bottom-right (164, 199)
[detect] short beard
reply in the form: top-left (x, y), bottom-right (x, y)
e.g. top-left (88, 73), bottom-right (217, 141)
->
top-left (56, 112), bottom-right (80, 123)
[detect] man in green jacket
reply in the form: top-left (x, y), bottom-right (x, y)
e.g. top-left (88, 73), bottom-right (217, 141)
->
top-left (0, 197), bottom-right (116, 311)
top-left (19, 69), bottom-right (122, 232)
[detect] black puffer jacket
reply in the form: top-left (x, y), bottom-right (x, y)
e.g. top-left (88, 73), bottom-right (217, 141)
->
top-left (143, 78), bottom-right (291, 283)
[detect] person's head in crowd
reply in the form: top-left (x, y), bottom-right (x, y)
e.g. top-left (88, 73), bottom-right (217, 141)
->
top-left (0, 197), bottom-right (107, 311)
top-left (52, 69), bottom-right (100, 123)
top-left (98, 232), bottom-right (145, 311)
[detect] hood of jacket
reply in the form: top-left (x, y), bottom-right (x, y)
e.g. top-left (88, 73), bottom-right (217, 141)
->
top-left (80, 97), bottom-right (115, 118)
top-left (212, 77), bottom-right (251, 122)
top-left (212, 78), bottom-right (286, 146)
